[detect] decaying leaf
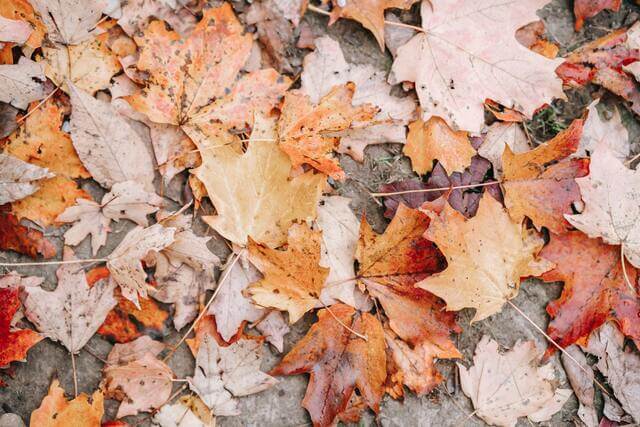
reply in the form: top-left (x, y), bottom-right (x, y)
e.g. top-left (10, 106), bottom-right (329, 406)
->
top-left (30, 379), bottom-right (104, 427)
top-left (188, 333), bottom-right (277, 416)
top-left (566, 144), bottom-right (640, 268)
top-left (30, 0), bottom-right (106, 45)
top-left (22, 248), bottom-right (117, 354)
top-left (153, 395), bottom-right (213, 427)
top-left (574, 0), bottom-right (621, 31)
top-left (0, 287), bottom-right (42, 366)
top-left (575, 100), bottom-right (629, 160)
top-left (0, 153), bottom-right (53, 205)
top-left (0, 15), bottom-right (31, 44)
top-left (0, 58), bottom-right (46, 109)
top-left (404, 116), bottom-right (475, 175)
top-left (478, 122), bottom-right (530, 179)
top-left (459, 336), bottom-right (571, 427)
top-left (0, 209), bottom-right (56, 259)
top-left (390, 0), bottom-right (564, 133)
top-left (418, 194), bottom-right (551, 321)
top-left (117, 0), bottom-right (197, 37)
top-left (561, 345), bottom-right (598, 427)
top-left (247, 224), bottom-right (329, 323)
top-left (106, 335), bottom-right (165, 365)
top-left (57, 181), bottom-right (164, 254)
top-left (0, 0), bottom-right (46, 50)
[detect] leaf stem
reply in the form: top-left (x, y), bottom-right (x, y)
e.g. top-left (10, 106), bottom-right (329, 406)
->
top-left (70, 352), bottom-right (78, 398)
top-left (620, 245), bottom-right (638, 296)
top-left (0, 258), bottom-right (107, 267)
top-left (322, 302), bottom-right (368, 341)
top-left (370, 180), bottom-right (501, 198)
top-left (306, 4), bottom-right (425, 33)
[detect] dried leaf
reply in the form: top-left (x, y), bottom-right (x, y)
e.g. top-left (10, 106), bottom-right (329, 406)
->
top-left (0, 15), bottom-right (31, 44)
top-left (254, 310), bottom-right (290, 353)
top-left (0, 287), bottom-right (42, 366)
top-left (106, 336), bottom-right (165, 365)
top-left (575, 100), bottom-right (629, 160)
top-left (478, 122), bottom-right (530, 179)
top-left (153, 396), bottom-right (212, 427)
top-left (30, 0), bottom-right (106, 45)
top-left (561, 345), bottom-right (598, 427)
top-left (390, 0), bottom-right (564, 133)
top-left (459, 336), bottom-right (571, 427)
top-left (22, 248), bottom-right (117, 353)
top-left (418, 193), bottom-right (551, 321)
top-left (0, 58), bottom-right (46, 109)
top-left (0, 102), bottom-right (19, 138)
top-left (118, 0), bottom-right (197, 37)
top-left (247, 224), bottom-right (329, 323)
top-left (574, 0), bottom-right (621, 31)
top-left (0, 153), bottom-right (53, 205)
top-left (0, 0), bottom-right (46, 50)
top-left (0, 209), bottom-right (56, 259)
top-left (30, 380), bottom-right (104, 427)
top-left (272, 304), bottom-right (386, 426)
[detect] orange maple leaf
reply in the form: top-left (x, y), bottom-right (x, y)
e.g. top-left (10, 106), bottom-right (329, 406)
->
top-left (30, 379), bottom-right (104, 427)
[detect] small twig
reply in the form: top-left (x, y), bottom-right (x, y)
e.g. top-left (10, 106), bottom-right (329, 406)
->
top-left (70, 352), bottom-right (78, 398)
top-left (83, 346), bottom-right (107, 364)
top-left (16, 87), bottom-right (60, 125)
top-left (370, 181), bottom-right (501, 198)
top-left (0, 258), bottom-right (107, 267)
top-left (321, 302), bottom-right (368, 341)
top-left (306, 4), bottom-right (424, 33)
top-left (625, 151), bottom-right (640, 167)
top-left (620, 245), bottom-right (638, 296)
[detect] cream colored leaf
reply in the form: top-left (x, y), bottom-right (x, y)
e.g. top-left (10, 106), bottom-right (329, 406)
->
top-left (193, 118), bottom-right (324, 248)
top-left (574, 100), bottom-right (629, 160)
top-left (118, 0), bottom-right (197, 37)
top-left (390, 0), bottom-right (564, 133)
top-left (301, 36), bottom-right (416, 161)
top-left (107, 224), bottom-right (175, 308)
top-left (30, 0), bottom-right (106, 45)
top-left (22, 248), bottom-right (117, 354)
top-left (565, 144), bottom-right (640, 268)
top-left (107, 336), bottom-right (165, 365)
top-left (0, 153), bottom-right (54, 204)
top-left (561, 346), bottom-right (598, 427)
top-left (188, 334), bottom-right (277, 415)
top-left (0, 58), bottom-right (46, 109)
top-left (459, 336), bottom-right (571, 427)
top-left (0, 16), bottom-right (32, 44)
top-left (68, 82), bottom-right (155, 191)
top-left (57, 181), bottom-right (164, 254)
top-left (254, 310), bottom-right (289, 353)
top-left (478, 122), bottom-right (529, 178)
top-left (153, 400), bottom-right (206, 427)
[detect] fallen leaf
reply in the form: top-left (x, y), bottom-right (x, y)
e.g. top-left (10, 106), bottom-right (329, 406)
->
top-left (0, 153), bottom-right (53, 205)
top-left (575, 99), bottom-right (629, 160)
top-left (0, 58), bottom-right (46, 109)
top-left (68, 81), bottom-right (155, 191)
top-left (188, 333), bottom-right (278, 415)
top-left (418, 193), bottom-right (551, 321)
top-left (278, 83), bottom-right (378, 179)
top-left (30, 0), bottom-right (106, 45)
top-left (502, 119), bottom-right (587, 234)
top-left (478, 122), bottom-right (530, 179)
top-left (0, 209), bottom-right (56, 259)
top-left (0, 287), bottom-right (42, 366)
top-left (22, 248), bottom-right (117, 353)
top-left (459, 336), bottom-right (571, 427)
top-left (515, 21), bottom-right (559, 58)
top-left (153, 395), bottom-right (212, 427)
top-left (538, 231), bottom-right (640, 351)
top-left (0, 16), bottom-right (31, 44)
top-left (383, 12), bottom-right (417, 57)
top-left (104, 351), bottom-right (174, 418)
top-left (254, 310), bottom-right (290, 353)
top-left (193, 118), bottom-right (324, 248)
top-left (299, 36), bottom-right (417, 161)
top-left (0, 0), bottom-right (46, 50)
top-left (0, 102), bottom-right (19, 138)
top-left (329, 0), bottom-right (418, 49)
top-left (30, 379), bottom-right (104, 427)
top-left (574, 0), bottom-right (621, 31)
top-left (561, 345), bottom-right (599, 427)
top-left (390, 0), bottom-right (564, 133)
top-left (404, 116), bottom-right (475, 175)
top-left (186, 314), bottom-right (244, 356)
top-left (565, 144), bottom-right (640, 268)
top-left (106, 335), bottom-right (165, 365)
top-left (57, 181), bottom-right (164, 254)
top-left (117, 0), bottom-right (197, 37)
top-left (247, 223), bottom-right (329, 323)
top-left (107, 224), bottom-right (175, 308)
top-left (271, 304), bottom-right (386, 427)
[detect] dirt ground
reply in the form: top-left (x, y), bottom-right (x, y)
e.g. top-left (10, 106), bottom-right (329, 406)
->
top-left (2, 0), bottom-right (640, 426)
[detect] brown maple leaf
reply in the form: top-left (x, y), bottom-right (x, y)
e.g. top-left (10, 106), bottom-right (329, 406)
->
top-left (0, 287), bottom-right (42, 366)
top-left (0, 207), bottom-right (56, 259)
top-left (271, 304), bottom-right (386, 427)
top-left (538, 231), bottom-right (640, 352)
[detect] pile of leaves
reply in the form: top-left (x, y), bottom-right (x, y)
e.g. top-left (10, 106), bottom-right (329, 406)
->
top-left (1, 0), bottom-right (640, 426)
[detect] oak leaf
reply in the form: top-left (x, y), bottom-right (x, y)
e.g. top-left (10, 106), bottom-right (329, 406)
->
top-left (574, 0), bottom-right (621, 31)
top-left (404, 116), bottom-right (475, 175)
top-left (247, 223), bottom-right (329, 323)
top-left (193, 118), bottom-right (324, 248)
top-left (272, 304), bottom-right (386, 427)
top-left (0, 209), bottom-right (56, 259)
top-left (459, 336), bottom-right (571, 427)
top-left (0, 58), bottom-right (46, 109)
top-left (188, 333), bottom-right (278, 416)
top-left (30, 0), bottom-right (106, 45)
top-left (278, 83), bottom-right (378, 179)
top-left (418, 193), bottom-right (551, 321)
top-left (502, 119), bottom-right (587, 234)
top-left (30, 379), bottom-right (104, 427)
top-left (22, 248), bottom-right (117, 353)
top-left (538, 231), bottom-right (640, 351)
top-left (0, 287), bottom-right (42, 366)
top-left (0, 153), bottom-right (53, 205)
top-left (565, 144), bottom-right (640, 268)
top-left (390, 0), bottom-right (564, 133)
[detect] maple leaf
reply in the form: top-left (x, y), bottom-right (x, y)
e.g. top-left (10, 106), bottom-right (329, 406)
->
top-left (247, 223), bottom-right (329, 323)
top-left (477, 122), bottom-right (530, 179)
top-left (127, 3), bottom-right (291, 143)
top-left (193, 118), bottom-right (324, 248)
top-left (154, 395), bottom-right (213, 427)
top-left (538, 231), bottom-right (640, 351)
top-left (117, 0), bottom-right (197, 37)
top-left (390, 0), bottom-right (564, 133)
top-left (271, 304), bottom-right (386, 427)
top-left (104, 351), bottom-right (174, 418)
top-left (560, 346), bottom-right (598, 427)
top-left (0, 153), bottom-right (53, 205)
top-left (30, 0), bottom-right (106, 45)
top-left (566, 144), bottom-right (640, 268)
top-left (328, 0), bottom-right (419, 50)
top-left (0, 0), bottom-right (46, 50)
top-left (574, 0), bottom-right (621, 31)
top-left (0, 58), bottom-right (46, 109)
top-left (22, 248), bottom-right (117, 354)
top-left (188, 334), bottom-right (278, 416)
top-left (575, 99), bottom-right (629, 160)
top-left (30, 379), bottom-right (104, 427)
top-left (278, 83), bottom-right (378, 179)
top-left (299, 36), bottom-right (417, 161)
top-left (68, 82), bottom-right (155, 191)
top-left (107, 224), bottom-right (175, 308)
top-left (0, 209), bottom-right (56, 259)
top-left (254, 311), bottom-right (290, 353)
top-left (418, 193), bottom-right (551, 321)
top-left (502, 119), bottom-right (588, 234)
top-left (404, 116), bottom-right (475, 175)
top-left (0, 15), bottom-right (31, 44)
top-left (459, 336), bottom-right (571, 427)
top-left (0, 287), bottom-right (42, 366)
top-left (106, 336), bottom-right (165, 365)
top-left (57, 181), bottom-right (164, 255)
